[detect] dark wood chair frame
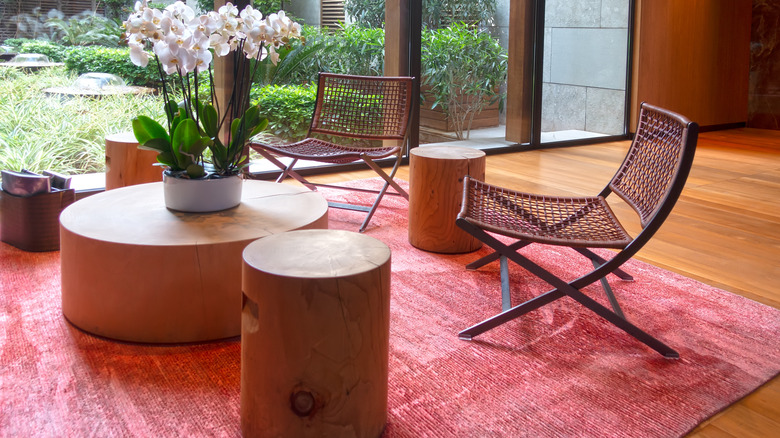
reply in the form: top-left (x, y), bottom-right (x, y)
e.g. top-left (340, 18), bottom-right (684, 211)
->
top-left (456, 103), bottom-right (699, 358)
top-left (249, 72), bottom-right (415, 232)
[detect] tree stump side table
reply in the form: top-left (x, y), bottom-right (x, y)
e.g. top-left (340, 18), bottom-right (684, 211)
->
top-left (241, 229), bottom-right (391, 438)
top-left (104, 131), bottom-right (161, 190)
top-left (408, 145), bottom-right (486, 253)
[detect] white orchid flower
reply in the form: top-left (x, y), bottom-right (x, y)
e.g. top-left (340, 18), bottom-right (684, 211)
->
top-left (128, 43), bottom-right (149, 67)
top-left (158, 15), bottom-right (172, 35)
top-left (256, 23), bottom-right (276, 44)
top-left (223, 15), bottom-right (239, 34)
top-left (156, 40), bottom-right (194, 75)
top-left (245, 21), bottom-right (263, 44)
top-left (291, 22), bottom-right (302, 38)
top-left (163, 29), bottom-right (193, 57)
top-left (218, 3), bottom-right (239, 18)
top-left (267, 45), bottom-right (279, 65)
top-left (134, 0), bottom-right (148, 13)
top-left (243, 40), bottom-right (259, 59)
top-left (275, 11), bottom-right (291, 35)
top-left (193, 49), bottom-right (213, 73)
top-left (168, 17), bottom-right (185, 36)
top-left (191, 35), bottom-right (209, 53)
top-left (165, 1), bottom-right (195, 21)
top-left (240, 5), bottom-right (263, 24)
top-left (125, 15), bottom-right (145, 34)
top-left (209, 33), bottom-right (231, 57)
top-left (191, 14), bottom-right (218, 40)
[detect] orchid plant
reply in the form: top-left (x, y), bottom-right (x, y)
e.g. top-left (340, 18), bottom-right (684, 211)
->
top-left (124, 0), bottom-right (303, 178)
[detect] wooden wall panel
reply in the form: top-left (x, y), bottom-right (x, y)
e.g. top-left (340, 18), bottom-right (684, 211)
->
top-left (632, 0), bottom-right (752, 130)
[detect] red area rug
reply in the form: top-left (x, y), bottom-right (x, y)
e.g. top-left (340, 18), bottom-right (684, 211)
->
top-left (1, 179), bottom-right (778, 437)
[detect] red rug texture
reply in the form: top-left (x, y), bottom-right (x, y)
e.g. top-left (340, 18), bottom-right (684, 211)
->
top-left (1, 179), bottom-right (779, 437)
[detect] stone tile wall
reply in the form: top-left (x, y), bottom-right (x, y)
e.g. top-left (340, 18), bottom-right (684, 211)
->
top-left (541, 0), bottom-right (629, 135)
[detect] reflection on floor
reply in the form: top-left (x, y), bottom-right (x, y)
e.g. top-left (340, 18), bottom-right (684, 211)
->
top-left (69, 127), bottom-right (610, 188)
top-left (247, 126), bottom-right (609, 173)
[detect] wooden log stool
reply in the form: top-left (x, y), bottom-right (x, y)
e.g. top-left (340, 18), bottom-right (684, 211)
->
top-left (241, 229), bottom-right (391, 438)
top-left (104, 131), bottom-right (161, 190)
top-left (408, 145), bottom-right (486, 253)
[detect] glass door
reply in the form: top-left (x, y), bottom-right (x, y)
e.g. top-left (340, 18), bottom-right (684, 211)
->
top-left (538, 0), bottom-right (632, 144)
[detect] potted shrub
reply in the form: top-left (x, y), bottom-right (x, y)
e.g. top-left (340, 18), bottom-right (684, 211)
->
top-left (124, 0), bottom-right (303, 212)
top-left (421, 22), bottom-right (507, 140)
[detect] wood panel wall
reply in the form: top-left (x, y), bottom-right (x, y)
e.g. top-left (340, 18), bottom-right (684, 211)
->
top-left (631, 0), bottom-right (752, 130)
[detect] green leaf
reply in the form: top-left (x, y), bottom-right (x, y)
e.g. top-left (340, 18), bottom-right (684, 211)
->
top-left (249, 118), bottom-right (269, 138)
top-left (132, 116), bottom-right (168, 144)
top-left (185, 163), bottom-right (205, 179)
top-left (156, 151), bottom-right (177, 168)
top-left (229, 117), bottom-right (241, 144)
top-left (138, 137), bottom-right (171, 154)
top-left (170, 118), bottom-right (201, 166)
top-left (172, 118), bottom-right (200, 153)
top-left (199, 103), bottom-right (219, 138)
top-left (165, 100), bottom-right (179, 122)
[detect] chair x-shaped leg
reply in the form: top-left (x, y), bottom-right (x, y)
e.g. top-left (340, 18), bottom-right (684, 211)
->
top-left (253, 148), bottom-right (409, 232)
top-left (457, 220), bottom-right (679, 358)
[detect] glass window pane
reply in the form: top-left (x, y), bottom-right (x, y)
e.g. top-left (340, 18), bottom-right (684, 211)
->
top-left (541, 0), bottom-right (630, 143)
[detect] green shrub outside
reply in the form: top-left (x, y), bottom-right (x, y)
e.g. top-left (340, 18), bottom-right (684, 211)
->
top-left (324, 24), bottom-right (385, 76)
top-left (18, 40), bottom-right (70, 62)
top-left (64, 46), bottom-right (161, 87)
top-left (0, 67), bottom-right (164, 175)
top-left (295, 24), bottom-right (384, 78)
top-left (3, 38), bottom-right (34, 51)
top-left (252, 84), bottom-right (316, 141)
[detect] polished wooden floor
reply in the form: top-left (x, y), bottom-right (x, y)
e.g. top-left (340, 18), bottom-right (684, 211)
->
top-left (307, 127), bottom-right (780, 438)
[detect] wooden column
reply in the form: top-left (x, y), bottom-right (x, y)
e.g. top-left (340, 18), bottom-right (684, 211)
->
top-left (212, 0), bottom-right (251, 143)
top-left (241, 230), bottom-right (391, 438)
top-left (384, 0), bottom-right (409, 77)
top-left (505, 0), bottom-right (535, 144)
top-left (408, 145), bottom-right (486, 253)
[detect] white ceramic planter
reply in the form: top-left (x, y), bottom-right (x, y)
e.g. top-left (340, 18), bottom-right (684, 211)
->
top-left (162, 172), bottom-right (243, 213)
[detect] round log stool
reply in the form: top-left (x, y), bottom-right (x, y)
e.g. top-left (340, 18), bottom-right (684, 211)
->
top-left (408, 145), bottom-right (486, 253)
top-left (105, 131), bottom-right (161, 190)
top-left (241, 229), bottom-right (391, 438)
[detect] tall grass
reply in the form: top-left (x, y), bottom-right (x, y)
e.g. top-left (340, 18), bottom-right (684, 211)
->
top-left (0, 67), bottom-right (164, 175)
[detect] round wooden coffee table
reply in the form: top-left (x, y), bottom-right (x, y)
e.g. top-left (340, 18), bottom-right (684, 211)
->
top-left (60, 180), bottom-right (329, 343)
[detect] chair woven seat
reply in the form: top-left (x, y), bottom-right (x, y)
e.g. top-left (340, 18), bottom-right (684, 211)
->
top-left (462, 179), bottom-right (632, 249)
top-left (259, 138), bottom-right (401, 164)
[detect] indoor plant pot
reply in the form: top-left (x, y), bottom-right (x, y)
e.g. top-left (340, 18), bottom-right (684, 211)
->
top-left (125, 1), bottom-right (302, 212)
top-left (162, 171), bottom-right (243, 213)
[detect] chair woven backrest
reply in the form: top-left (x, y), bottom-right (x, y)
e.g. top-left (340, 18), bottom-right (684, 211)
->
top-left (309, 73), bottom-right (414, 142)
top-left (609, 103), bottom-right (698, 228)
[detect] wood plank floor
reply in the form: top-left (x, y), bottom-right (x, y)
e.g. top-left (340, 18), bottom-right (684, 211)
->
top-left (306, 127), bottom-right (780, 438)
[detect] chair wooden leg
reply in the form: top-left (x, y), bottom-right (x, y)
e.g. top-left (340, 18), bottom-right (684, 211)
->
top-left (457, 219), bottom-right (679, 358)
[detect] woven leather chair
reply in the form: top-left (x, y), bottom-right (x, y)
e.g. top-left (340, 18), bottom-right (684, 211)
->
top-left (249, 73), bottom-right (414, 232)
top-left (456, 102), bottom-right (699, 358)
